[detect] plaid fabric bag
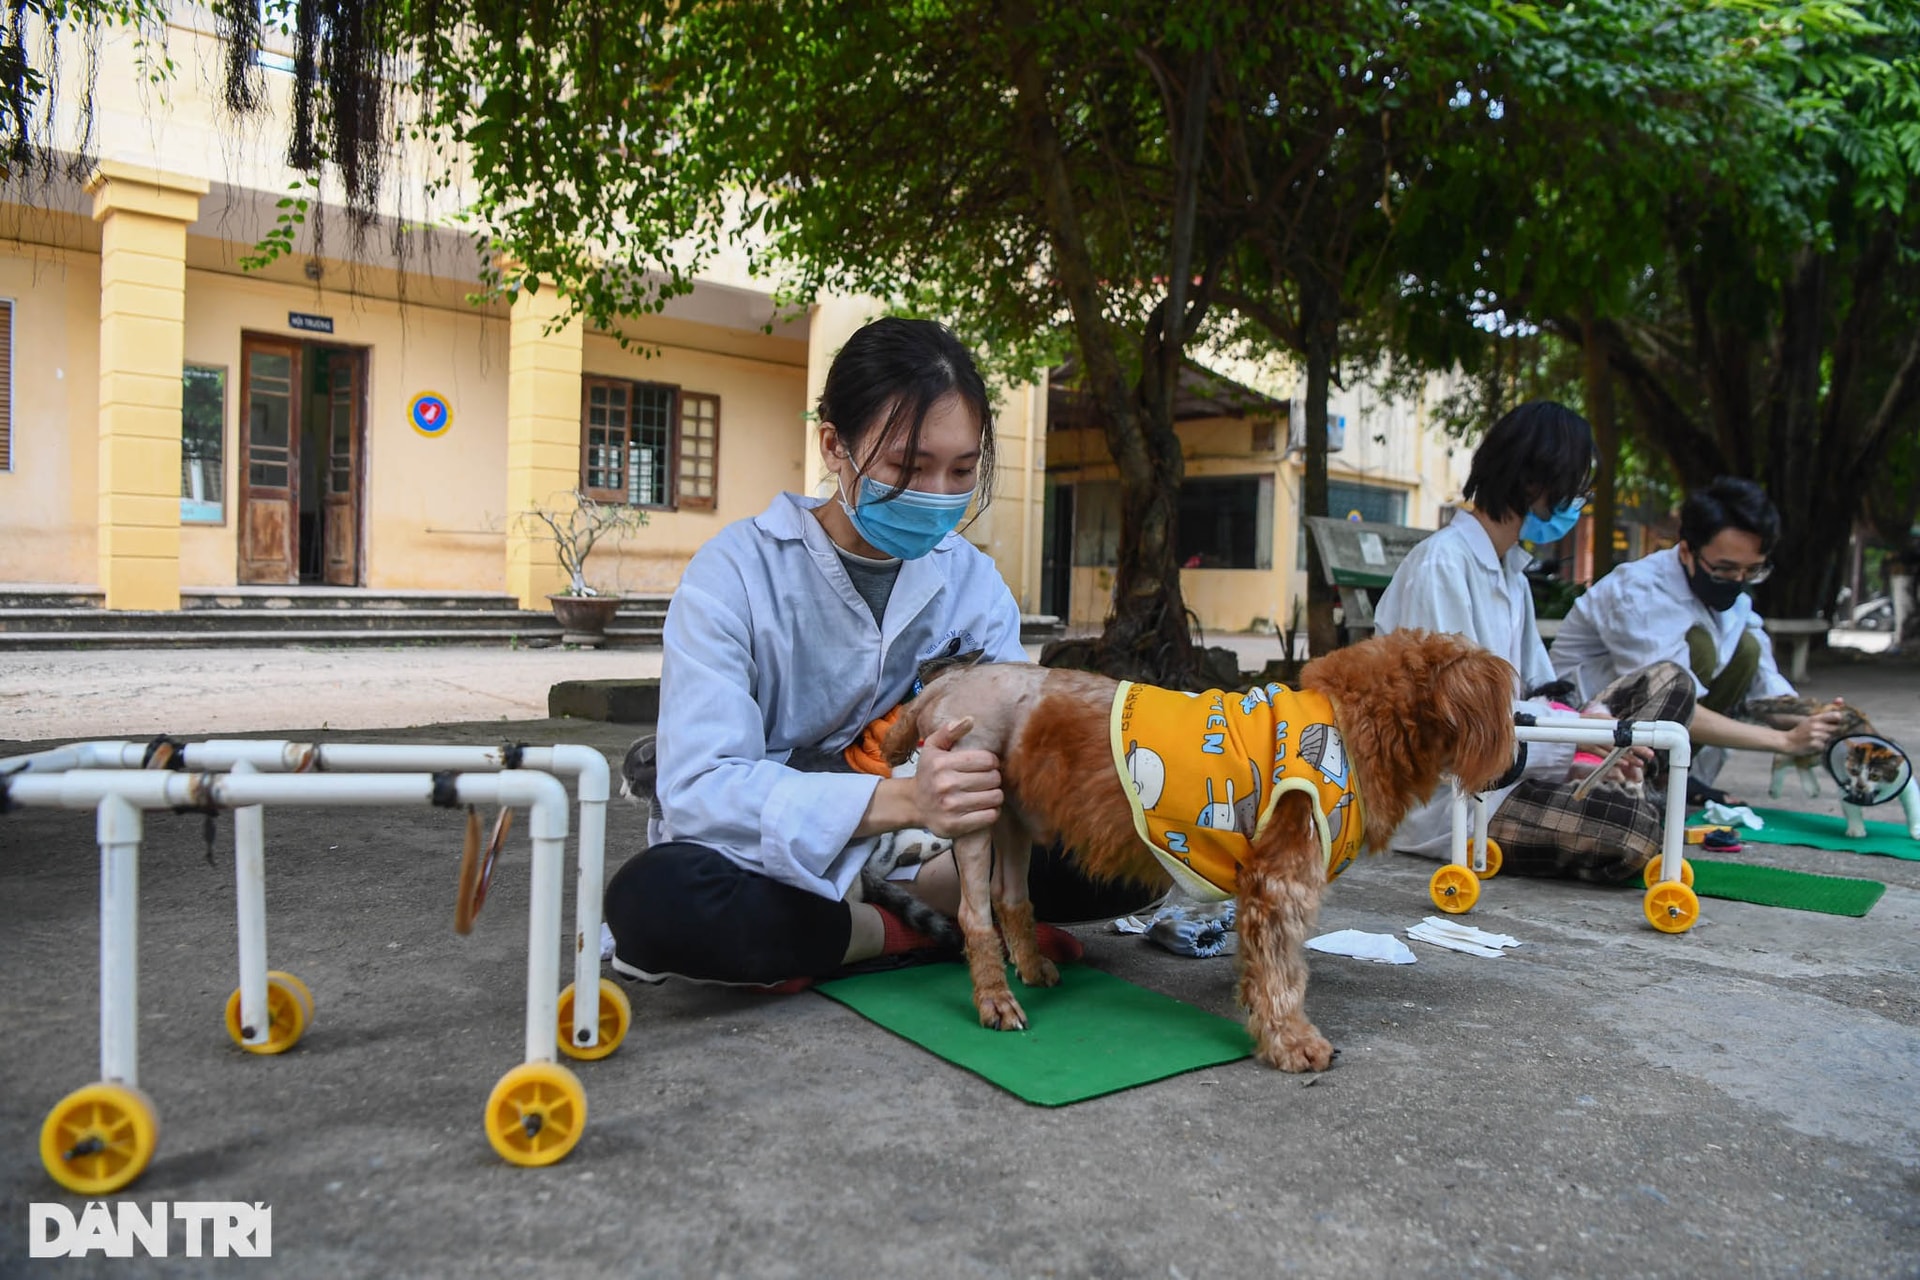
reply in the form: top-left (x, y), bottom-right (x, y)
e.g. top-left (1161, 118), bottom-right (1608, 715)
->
top-left (1488, 661), bottom-right (1695, 884)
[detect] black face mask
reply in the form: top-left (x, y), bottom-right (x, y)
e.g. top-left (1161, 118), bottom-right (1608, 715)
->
top-left (1686, 556), bottom-right (1745, 612)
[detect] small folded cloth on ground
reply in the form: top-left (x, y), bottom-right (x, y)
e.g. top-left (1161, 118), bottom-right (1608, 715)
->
top-left (1405, 916), bottom-right (1525, 958)
top-left (1113, 894), bottom-right (1238, 957)
top-left (1701, 800), bottom-right (1765, 830)
top-left (1305, 929), bottom-right (1416, 964)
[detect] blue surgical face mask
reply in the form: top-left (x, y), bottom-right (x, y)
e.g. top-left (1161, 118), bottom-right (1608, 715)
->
top-left (1520, 497), bottom-right (1585, 545)
top-left (836, 466), bottom-right (974, 560)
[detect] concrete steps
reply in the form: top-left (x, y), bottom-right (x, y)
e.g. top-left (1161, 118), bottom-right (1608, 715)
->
top-left (0, 585), bottom-right (669, 649)
top-left (0, 585), bottom-right (1065, 650)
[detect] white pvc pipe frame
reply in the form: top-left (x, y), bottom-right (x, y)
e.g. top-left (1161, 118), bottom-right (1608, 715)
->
top-left (2, 740), bottom-right (610, 1057)
top-left (1451, 716), bottom-right (1694, 886)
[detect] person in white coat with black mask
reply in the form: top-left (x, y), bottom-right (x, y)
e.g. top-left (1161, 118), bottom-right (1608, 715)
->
top-left (1549, 476), bottom-right (1844, 797)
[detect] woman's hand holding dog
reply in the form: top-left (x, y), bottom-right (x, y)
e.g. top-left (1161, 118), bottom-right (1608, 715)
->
top-left (912, 718), bottom-right (1004, 838)
top-left (854, 717), bottom-right (1004, 840)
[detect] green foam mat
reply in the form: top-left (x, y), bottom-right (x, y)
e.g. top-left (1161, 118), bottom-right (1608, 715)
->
top-left (1647, 858), bottom-right (1885, 917)
top-left (1688, 806), bottom-right (1920, 861)
top-left (816, 962), bottom-right (1252, 1106)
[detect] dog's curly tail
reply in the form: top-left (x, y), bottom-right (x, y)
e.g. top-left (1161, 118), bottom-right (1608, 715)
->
top-left (881, 704), bottom-right (924, 767)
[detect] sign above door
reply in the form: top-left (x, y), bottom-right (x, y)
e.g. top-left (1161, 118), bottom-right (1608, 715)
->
top-left (289, 311), bottom-right (334, 334)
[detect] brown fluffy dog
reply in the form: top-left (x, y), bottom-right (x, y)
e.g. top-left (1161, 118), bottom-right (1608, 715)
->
top-left (880, 628), bottom-right (1517, 1072)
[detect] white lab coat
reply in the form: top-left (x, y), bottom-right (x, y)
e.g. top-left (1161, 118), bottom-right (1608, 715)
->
top-left (1548, 547), bottom-right (1794, 705)
top-left (653, 493), bottom-right (1027, 900)
top-left (1371, 515), bottom-right (1575, 856)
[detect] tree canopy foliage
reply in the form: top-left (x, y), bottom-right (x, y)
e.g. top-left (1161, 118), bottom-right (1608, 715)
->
top-left (2, 0), bottom-right (1916, 659)
top-left (1393, 2), bottom-right (1920, 616)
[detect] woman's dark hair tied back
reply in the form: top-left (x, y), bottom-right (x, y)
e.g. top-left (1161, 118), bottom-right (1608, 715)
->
top-left (1462, 400), bottom-right (1596, 523)
top-left (817, 317), bottom-right (996, 506)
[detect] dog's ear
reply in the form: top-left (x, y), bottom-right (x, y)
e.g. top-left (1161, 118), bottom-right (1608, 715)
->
top-left (619, 734), bottom-right (658, 804)
top-left (1429, 647), bottom-right (1519, 793)
top-left (914, 646), bottom-right (986, 698)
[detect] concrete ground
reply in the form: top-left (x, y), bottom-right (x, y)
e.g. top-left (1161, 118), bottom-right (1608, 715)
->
top-left (2, 641), bottom-right (1918, 1277)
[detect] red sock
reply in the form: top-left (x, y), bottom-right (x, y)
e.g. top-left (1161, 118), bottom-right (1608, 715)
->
top-left (759, 975), bottom-right (815, 994)
top-left (876, 906), bottom-right (949, 956)
top-left (1034, 922), bottom-right (1085, 965)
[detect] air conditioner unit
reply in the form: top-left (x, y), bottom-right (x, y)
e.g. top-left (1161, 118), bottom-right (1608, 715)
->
top-left (1286, 403), bottom-right (1347, 454)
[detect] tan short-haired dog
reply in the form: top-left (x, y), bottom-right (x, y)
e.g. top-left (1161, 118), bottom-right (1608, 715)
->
top-left (883, 628), bottom-right (1517, 1072)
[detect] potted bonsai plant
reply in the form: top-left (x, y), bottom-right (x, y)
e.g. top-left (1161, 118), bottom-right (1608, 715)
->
top-left (519, 490), bottom-right (651, 646)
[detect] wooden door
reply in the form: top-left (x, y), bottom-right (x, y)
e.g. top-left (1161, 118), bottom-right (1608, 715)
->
top-left (239, 338), bottom-right (300, 585)
top-left (322, 350), bottom-right (361, 586)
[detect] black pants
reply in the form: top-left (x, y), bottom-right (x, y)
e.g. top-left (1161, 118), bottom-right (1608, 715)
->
top-left (604, 840), bottom-right (1161, 986)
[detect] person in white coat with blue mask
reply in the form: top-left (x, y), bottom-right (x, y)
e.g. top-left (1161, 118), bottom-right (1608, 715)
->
top-left (1374, 401), bottom-right (1696, 883)
top-left (604, 318), bottom-right (1147, 990)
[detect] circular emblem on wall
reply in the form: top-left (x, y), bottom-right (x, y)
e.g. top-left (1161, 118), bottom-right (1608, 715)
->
top-left (409, 392), bottom-right (453, 438)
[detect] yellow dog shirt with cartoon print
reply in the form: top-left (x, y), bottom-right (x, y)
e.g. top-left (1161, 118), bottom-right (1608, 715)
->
top-left (1109, 681), bottom-right (1364, 903)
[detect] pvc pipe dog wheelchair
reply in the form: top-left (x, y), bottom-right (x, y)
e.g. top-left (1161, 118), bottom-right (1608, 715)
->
top-left (1436, 713), bottom-right (1700, 933)
top-left (1, 740), bottom-right (623, 1194)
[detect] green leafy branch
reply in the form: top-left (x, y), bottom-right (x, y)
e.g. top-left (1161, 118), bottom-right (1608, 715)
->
top-left (239, 174), bottom-right (319, 273)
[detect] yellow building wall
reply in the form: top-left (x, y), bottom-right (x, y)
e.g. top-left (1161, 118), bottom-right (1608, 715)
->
top-left (0, 242), bottom-right (102, 586)
top-left (580, 328), bottom-right (808, 594)
top-left (959, 377), bottom-right (1047, 616)
top-left (0, 238), bottom-right (825, 598)
top-left (177, 265), bottom-right (513, 591)
top-left (3, 18), bottom-right (1044, 609)
top-left (1049, 412), bottom-right (1439, 634)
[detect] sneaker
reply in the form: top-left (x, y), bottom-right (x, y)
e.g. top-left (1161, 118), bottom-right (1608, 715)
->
top-left (608, 953), bottom-right (668, 984)
top-left (608, 952), bottom-right (814, 992)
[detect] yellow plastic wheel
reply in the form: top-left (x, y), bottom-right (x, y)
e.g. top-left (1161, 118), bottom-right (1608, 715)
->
top-left (40, 1082), bottom-right (159, 1195)
top-left (1475, 838), bottom-right (1503, 880)
top-left (484, 1062), bottom-right (587, 1167)
top-left (1644, 881), bottom-right (1701, 934)
top-left (1641, 856), bottom-right (1695, 889)
top-left (557, 978), bottom-right (631, 1062)
top-left (270, 969), bottom-right (316, 1027)
top-left (1429, 864), bottom-right (1481, 914)
top-left (224, 973), bottom-right (309, 1055)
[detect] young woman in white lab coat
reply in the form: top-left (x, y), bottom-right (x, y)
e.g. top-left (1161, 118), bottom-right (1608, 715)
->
top-left (1375, 400), bottom-right (1693, 882)
top-left (604, 318), bottom-right (1145, 987)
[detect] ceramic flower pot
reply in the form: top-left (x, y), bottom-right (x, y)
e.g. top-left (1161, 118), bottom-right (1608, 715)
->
top-left (547, 594), bottom-right (622, 647)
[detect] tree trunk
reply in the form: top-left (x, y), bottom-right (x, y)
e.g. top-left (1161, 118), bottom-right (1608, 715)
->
top-left (1301, 283), bottom-right (1339, 656)
top-left (1099, 393), bottom-right (1195, 683)
top-left (1581, 309), bottom-right (1618, 576)
top-left (1760, 249), bottom-right (1831, 619)
top-left (1004, 5), bottom-right (1199, 685)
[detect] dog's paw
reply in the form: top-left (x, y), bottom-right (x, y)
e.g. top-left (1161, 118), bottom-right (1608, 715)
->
top-left (975, 988), bottom-right (1030, 1032)
top-left (1013, 954), bottom-right (1060, 989)
top-left (1255, 1023), bottom-right (1335, 1073)
top-left (891, 829), bottom-right (953, 864)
